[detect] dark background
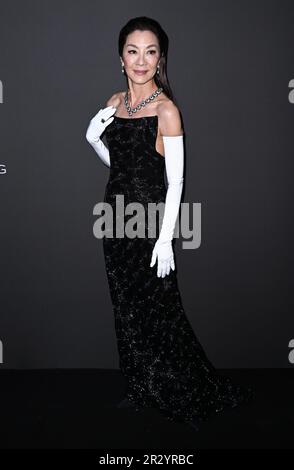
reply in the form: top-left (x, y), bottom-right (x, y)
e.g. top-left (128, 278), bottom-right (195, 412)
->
top-left (0, 0), bottom-right (293, 368)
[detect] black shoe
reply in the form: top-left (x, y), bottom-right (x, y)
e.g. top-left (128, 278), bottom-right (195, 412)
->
top-left (188, 417), bottom-right (201, 432)
top-left (116, 397), bottom-right (137, 409)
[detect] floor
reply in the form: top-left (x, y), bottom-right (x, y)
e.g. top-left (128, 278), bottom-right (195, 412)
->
top-left (0, 368), bottom-right (293, 449)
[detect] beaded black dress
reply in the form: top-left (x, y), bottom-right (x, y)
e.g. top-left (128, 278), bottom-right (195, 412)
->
top-left (102, 115), bottom-right (254, 429)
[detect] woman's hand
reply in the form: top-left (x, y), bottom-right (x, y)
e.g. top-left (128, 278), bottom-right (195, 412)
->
top-left (86, 105), bottom-right (116, 143)
top-left (150, 239), bottom-right (175, 278)
top-left (86, 105), bottom-right (116, 167)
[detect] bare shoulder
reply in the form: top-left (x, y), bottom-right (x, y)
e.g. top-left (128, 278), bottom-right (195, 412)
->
top-left (105, 91), bottom-right (124, 108)
top-left (157, 99), bottom-right (184, 136)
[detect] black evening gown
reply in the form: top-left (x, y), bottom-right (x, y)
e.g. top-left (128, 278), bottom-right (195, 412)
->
top-left (102, 115), bottom-right (254, 429)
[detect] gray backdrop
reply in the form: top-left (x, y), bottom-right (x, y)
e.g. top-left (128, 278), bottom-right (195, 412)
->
top-left (0, 0), bottom-right (293, 368)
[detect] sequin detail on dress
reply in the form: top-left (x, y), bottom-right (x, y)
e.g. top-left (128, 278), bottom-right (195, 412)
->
top-left (102, 115), bottom-right (254, 428)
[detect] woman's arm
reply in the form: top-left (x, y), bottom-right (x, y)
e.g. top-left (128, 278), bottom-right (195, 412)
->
top-left (150, 102), bottom-right (184, 278)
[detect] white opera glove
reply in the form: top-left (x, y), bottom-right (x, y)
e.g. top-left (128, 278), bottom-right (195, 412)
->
top-left (150, 135), bottom-right (184, 278)
top-left (86, 105), bottom-right (116, 167)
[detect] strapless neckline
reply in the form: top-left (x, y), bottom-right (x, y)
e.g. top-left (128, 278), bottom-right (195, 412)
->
top-left (114, 115), bottom-right (158, 121)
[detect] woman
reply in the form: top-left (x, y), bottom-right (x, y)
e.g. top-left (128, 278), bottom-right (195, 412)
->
top-left (86, 16), bottom-right (254, 431)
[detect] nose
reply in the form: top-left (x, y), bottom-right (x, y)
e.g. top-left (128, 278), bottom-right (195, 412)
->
top-left (136, 52), bottom-right (146, 66)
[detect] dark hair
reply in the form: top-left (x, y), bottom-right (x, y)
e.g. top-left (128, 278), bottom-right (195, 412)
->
top-left (118, 16), bottom-right (178, 106)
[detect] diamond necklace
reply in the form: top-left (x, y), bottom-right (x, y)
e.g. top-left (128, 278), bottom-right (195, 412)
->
top-left (124, 87), bottom-right (163, 116)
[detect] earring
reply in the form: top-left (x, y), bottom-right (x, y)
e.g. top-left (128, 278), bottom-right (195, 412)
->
top-left (121, 63), bottom-right (124, 74)
top-left (157, 64), bottom-right (160, 75)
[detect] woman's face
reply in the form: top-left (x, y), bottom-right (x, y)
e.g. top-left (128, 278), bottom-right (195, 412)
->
top-left (121, 30), bottom-right (161, 84)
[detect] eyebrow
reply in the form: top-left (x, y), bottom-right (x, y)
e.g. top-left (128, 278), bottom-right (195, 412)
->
top-left (126, 44), bottom-right (158, 48)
